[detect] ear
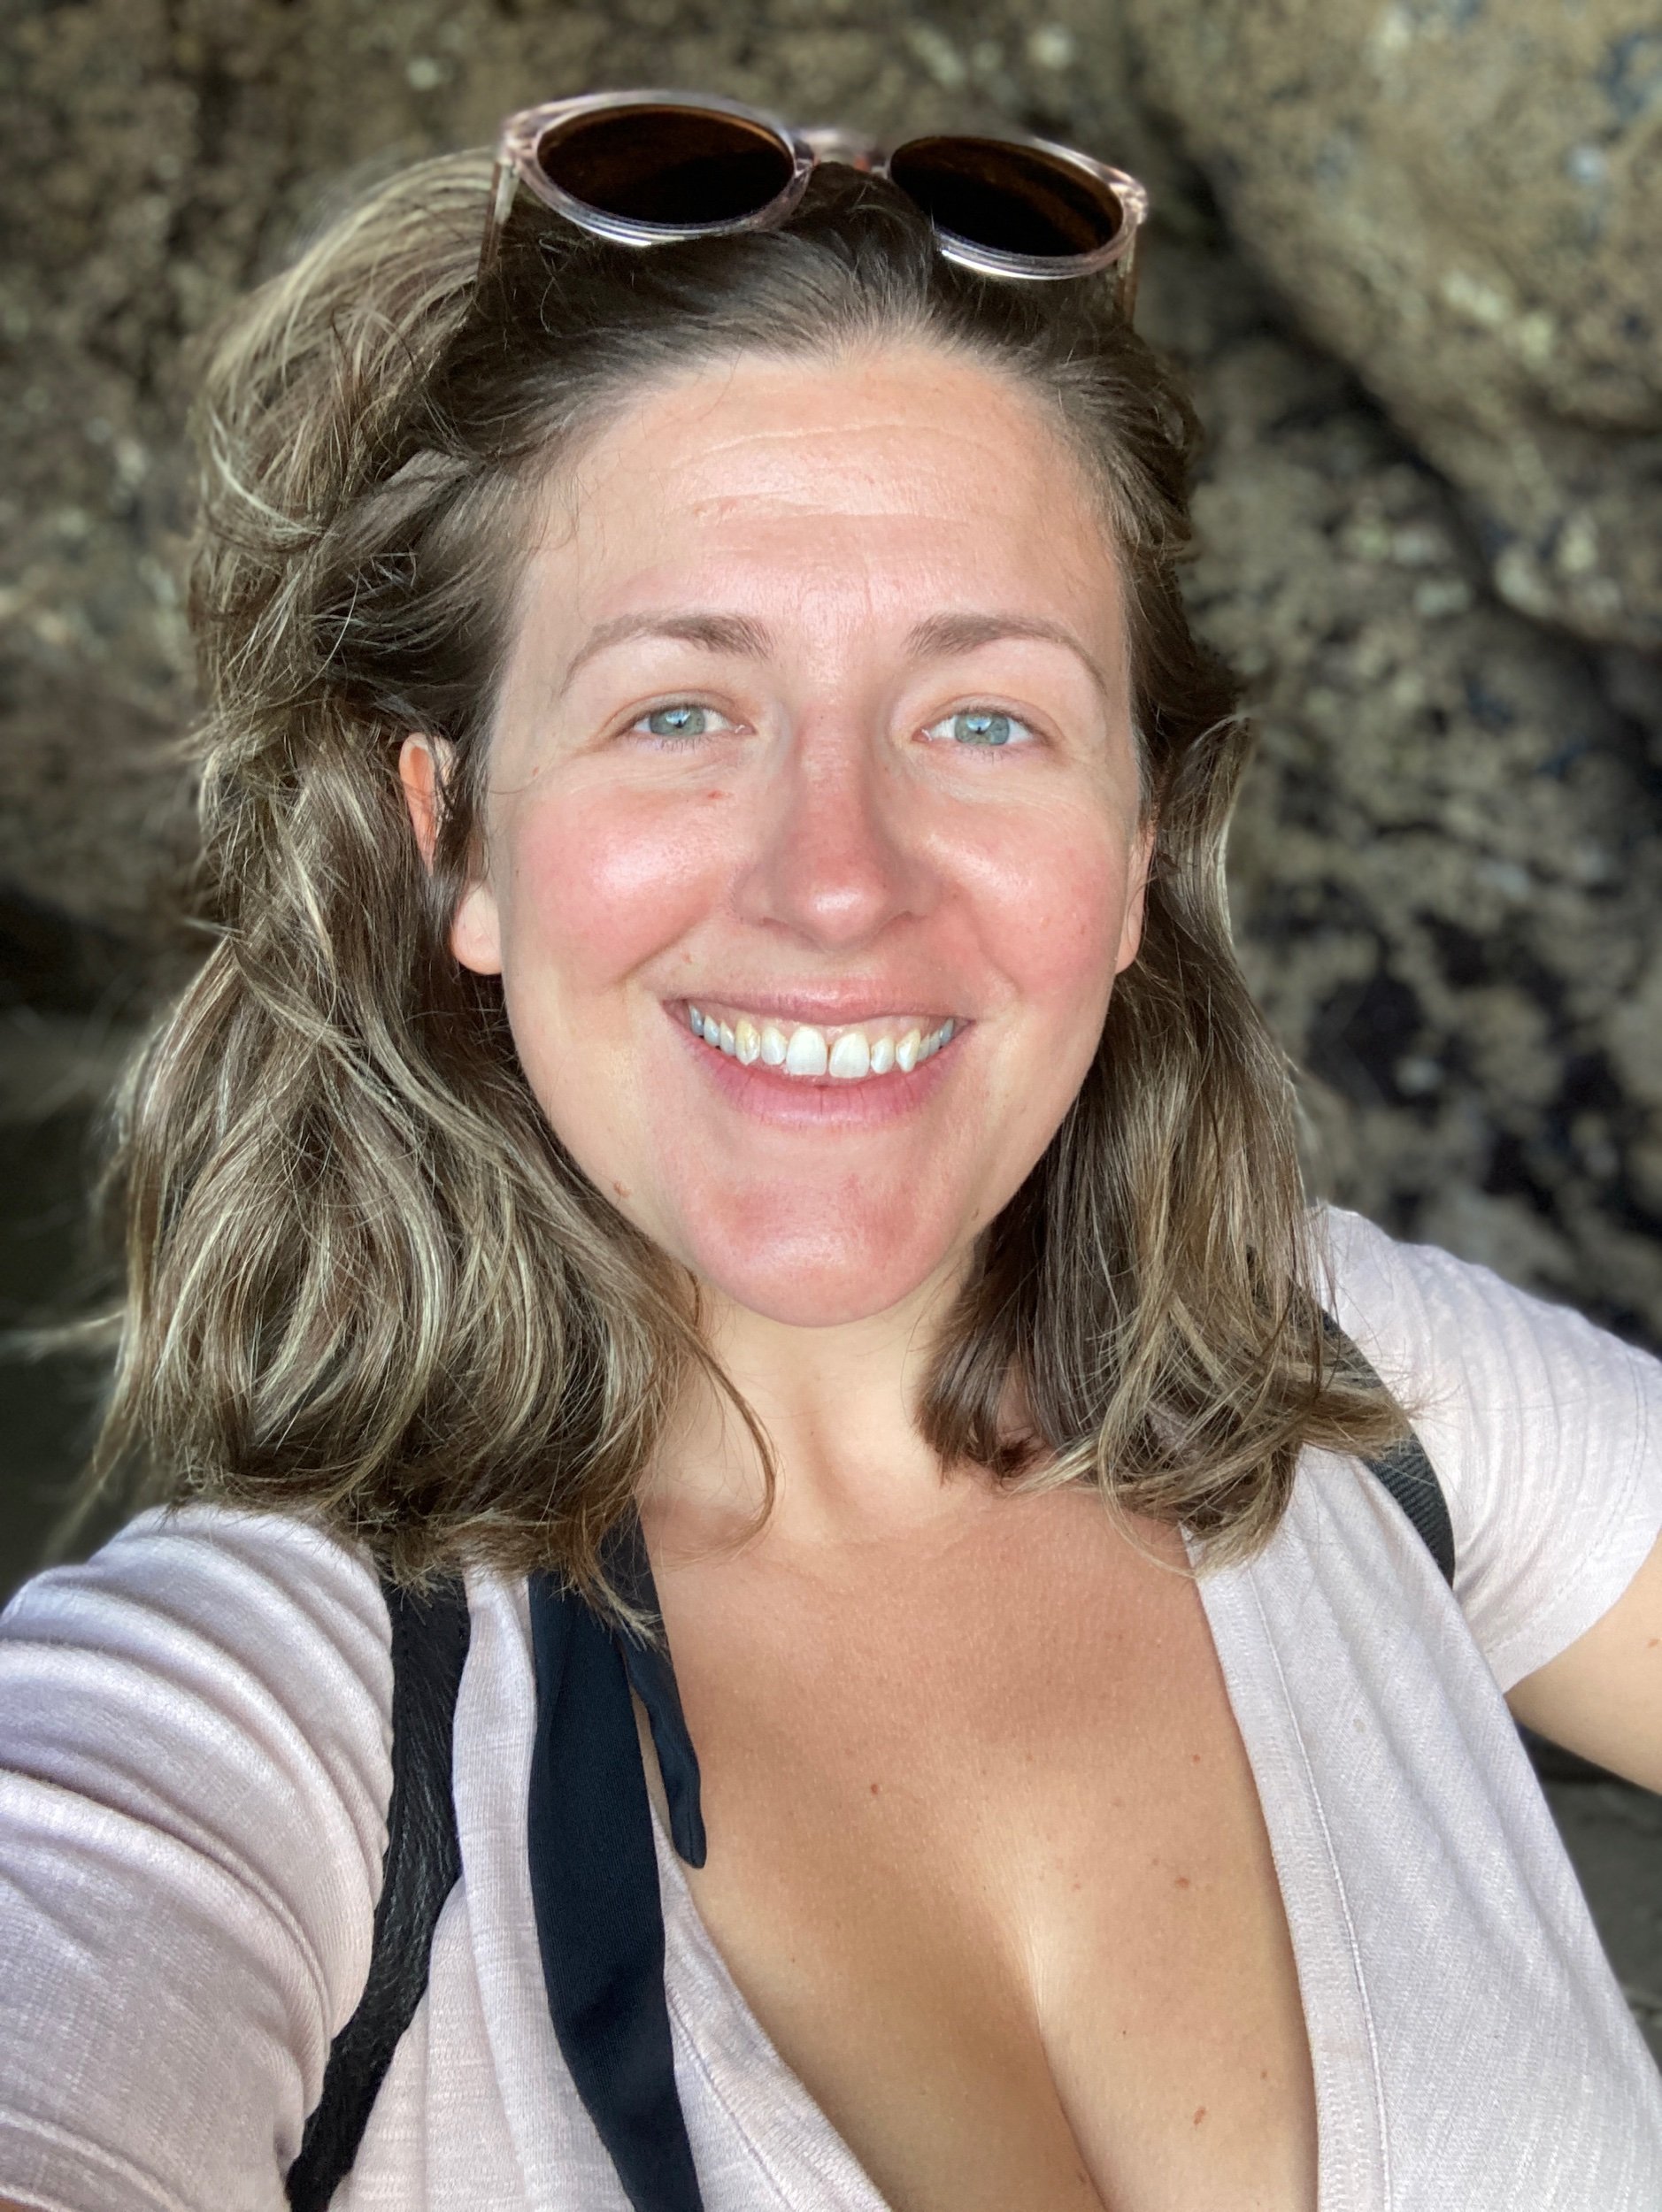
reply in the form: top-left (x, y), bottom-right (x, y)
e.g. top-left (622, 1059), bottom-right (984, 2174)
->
top-left (398, 733), bottom-right (504, 978)
top-left (1114, 814), bottom-right (1158, 976)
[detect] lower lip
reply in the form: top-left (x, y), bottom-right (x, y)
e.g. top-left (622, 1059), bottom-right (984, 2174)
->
top-left (669, 1010), bottom-right (966, 1127)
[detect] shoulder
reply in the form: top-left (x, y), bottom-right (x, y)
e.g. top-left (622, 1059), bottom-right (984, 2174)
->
top-left (1309, 1203), bottom-right (1662, 1687)
top-left (3, 1500), bottom-right (392, 1703)
top-left (1, 1501), bottom-right (396, 1858)
top-left (1312, 1202), bottom-right (1658, 1434)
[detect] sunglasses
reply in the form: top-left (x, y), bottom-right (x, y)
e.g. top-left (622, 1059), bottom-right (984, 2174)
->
top-left (481, 90), bottom-right (1150, 318)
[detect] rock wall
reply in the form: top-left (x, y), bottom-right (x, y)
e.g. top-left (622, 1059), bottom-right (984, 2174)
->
top-left (1125, 0), bottom-right (1662, 652)
top-left (2, 0), bottom-right (1658, 1339)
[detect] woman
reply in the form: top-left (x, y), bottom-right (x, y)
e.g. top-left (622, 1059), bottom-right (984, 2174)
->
top-left (1, 92), bottom-right (1659, 2212)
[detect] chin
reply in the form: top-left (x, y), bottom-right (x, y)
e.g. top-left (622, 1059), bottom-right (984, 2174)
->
top-left (678, 1211), bottom-right (961, 1331)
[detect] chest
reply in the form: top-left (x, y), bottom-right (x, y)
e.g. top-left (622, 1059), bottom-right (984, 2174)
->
top-left (642, 1488), bottom-right (1318, 2212)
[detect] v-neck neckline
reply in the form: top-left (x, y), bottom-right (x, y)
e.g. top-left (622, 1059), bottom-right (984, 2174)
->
top-left (632, 1509), bottom-right (1389, 2212)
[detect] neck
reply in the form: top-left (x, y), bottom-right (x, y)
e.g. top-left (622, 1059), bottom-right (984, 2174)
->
top-left (637, 1253), bottom-right (997, 1567)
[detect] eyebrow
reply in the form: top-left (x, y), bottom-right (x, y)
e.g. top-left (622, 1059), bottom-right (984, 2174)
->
top-left (905, 611), bottom-right (1115, 705)
top-left (560, 612), bottom-right (771, 690)
top-left (558, 609), bottom-right (1116, 704)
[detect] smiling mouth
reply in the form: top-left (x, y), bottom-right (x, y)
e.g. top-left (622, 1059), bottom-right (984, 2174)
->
top-left (683, 1002), bottom-right (960, 1082)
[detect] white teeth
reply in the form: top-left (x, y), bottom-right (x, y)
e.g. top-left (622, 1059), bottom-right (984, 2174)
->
top-left (827, 1031), bottom-right (870, 1080)
top-left (785, 1025), bottom-right (829, 1077)
top-left (688, 1003), bottom-right (958, 1083)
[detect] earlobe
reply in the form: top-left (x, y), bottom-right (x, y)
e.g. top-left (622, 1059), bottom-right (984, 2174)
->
top-left (450, 879), bottom-right (504, 977)
top-left (398, 733), bottom-right (504, 977)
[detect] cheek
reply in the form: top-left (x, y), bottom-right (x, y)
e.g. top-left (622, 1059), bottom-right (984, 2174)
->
top-left (958, 806), bottom-right (1135, 1024)
top-left (496, 782), bottom-right (725, 1004)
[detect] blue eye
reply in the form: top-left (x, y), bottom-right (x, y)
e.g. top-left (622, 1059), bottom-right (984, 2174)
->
top-left (641, 703), bottom-right (716, 742)
top-left (924, 707), bottom-right (1035, 749)
top-left (956, 711), bottom-right (1012, 746)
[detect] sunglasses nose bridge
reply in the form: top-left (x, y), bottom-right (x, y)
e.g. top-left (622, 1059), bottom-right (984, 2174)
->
top-left (797, 125), bottom-right (881, 172)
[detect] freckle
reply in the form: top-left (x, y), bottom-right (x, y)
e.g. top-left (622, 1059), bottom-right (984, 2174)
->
top-left (1174, 1875), bottom-right (1190, 1889)
top-left (1192, 2107), bottom-right (1207, 2125)
top-left (1649, 1638), bottom-right (1659, 1649)
top-left (1259, 2069), bottom-right (1269, 2081)
top-left (1190, 1753), bottom-right (1201, 1764)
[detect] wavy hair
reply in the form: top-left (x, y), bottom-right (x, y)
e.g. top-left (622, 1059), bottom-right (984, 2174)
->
top-left (82, 148), bottom-right (1412, 1619)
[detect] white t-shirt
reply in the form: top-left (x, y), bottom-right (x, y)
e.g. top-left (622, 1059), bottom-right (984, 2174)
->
top-left (1, 1204), bottom-right (1660, 2211)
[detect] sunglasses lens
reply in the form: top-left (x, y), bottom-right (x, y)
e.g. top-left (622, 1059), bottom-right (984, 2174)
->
top-left (889, 136), bottom-right (1126, 260)
top-left (535, 103), bottom-right (796, 227)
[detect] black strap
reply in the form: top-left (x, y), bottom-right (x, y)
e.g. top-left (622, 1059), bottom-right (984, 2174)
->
top-left (285, 1572), bottom-right (471, 2212)
top-left (526, 1565), bottom-right (706, 2212)
top-left (1325, 1313), bottom-right (1457, 1584)
top-left (295, 1348), bottom-right (1451, 2209)
top-left (605, 1512), bottom-right (707, 1870)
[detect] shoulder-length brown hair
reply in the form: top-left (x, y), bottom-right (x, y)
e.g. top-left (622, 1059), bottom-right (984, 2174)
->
top-left (85, 147), bottom-right (1410, 1620)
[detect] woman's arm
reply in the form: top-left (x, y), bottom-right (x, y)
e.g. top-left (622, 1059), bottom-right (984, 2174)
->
top-left (1506, 1527), bottom-right (1662, 1790)
top-left (0, 1506), bottom-right (393, 2212)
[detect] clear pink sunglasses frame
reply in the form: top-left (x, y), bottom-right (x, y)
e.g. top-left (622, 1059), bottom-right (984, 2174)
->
top-left (480, 89), bottom-right (1150, 319)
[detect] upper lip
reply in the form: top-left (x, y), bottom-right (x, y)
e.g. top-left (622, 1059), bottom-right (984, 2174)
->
top-left (673, 989), bottom-right (964, 1025)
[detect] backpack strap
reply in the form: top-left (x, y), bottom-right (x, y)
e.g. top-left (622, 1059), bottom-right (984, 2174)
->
top-left (286, 1330), bottom-right (1450, 2209)
top-left (1322, 1312), bottom-right (1456, 1585)
top-left (285, 1571), bottom-right (471, 2212)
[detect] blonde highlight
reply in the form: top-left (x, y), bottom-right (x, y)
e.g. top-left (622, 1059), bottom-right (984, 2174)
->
top-left (77, 146), bottom-right (1412, 1619)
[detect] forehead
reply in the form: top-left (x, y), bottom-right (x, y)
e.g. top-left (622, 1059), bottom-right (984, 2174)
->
top-left (527, 343), bottom-right (1125, 641)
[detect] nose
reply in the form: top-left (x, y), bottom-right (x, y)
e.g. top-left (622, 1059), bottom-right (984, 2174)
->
top-left (730, 715), bottom-right (935, 951)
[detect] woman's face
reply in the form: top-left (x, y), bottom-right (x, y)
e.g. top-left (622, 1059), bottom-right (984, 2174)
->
top-left (432, 343), bottom-right (1151, 1329)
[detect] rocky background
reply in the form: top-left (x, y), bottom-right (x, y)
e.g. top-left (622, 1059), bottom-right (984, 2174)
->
top-left (5, 0), bottom-right (1662, 1329)
top-left (0, 0), bottom-right (1660, 2053)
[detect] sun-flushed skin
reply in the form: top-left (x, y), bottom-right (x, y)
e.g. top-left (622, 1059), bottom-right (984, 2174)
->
top-left (404, 345), bottom-right (1153, 1538)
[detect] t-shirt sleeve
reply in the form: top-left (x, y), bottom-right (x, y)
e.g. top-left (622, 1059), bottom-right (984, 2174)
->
top-left (0, 1503), bottom-right (393, 2212)
top-left (1317, 1204), bottom-right (1662, 1693)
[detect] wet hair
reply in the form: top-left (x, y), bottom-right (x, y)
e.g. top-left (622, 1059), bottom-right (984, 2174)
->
top-left (84, 150), bottom-right (1411, 1617)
